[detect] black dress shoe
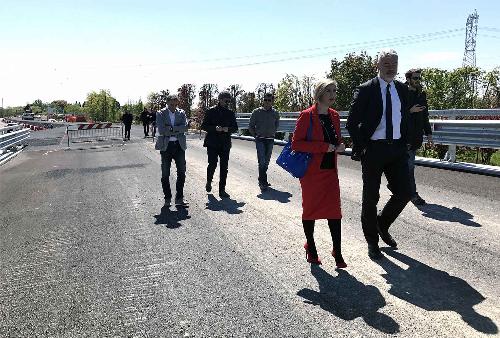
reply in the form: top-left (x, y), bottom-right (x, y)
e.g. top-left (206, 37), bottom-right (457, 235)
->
top-left (368, 244), bottom-right (384, 260)
top-left (205, 182), bottom-right (212, 192)
top-left (377, 226), bottom-right (398, 248)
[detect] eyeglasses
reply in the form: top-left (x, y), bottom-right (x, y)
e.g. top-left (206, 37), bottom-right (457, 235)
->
top-left (412, 77), bottom-right (422, 80)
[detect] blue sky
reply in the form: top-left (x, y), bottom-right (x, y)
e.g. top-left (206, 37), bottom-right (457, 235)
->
top-left (1, 0), bottom-right (499, 107)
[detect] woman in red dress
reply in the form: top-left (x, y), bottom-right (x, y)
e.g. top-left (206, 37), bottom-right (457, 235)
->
top-left (291, 79), bottom-right (347, 268)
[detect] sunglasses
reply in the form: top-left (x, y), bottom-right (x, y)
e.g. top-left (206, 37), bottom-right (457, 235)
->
top-left (412, 77), bottom-right (422, 80)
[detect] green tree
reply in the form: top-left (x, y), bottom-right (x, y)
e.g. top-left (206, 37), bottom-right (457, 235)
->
top-left (327, 52), bottom-right (377, 111)
top-left (84, 90), bottom-right (120, 122)
top-left (237, 91), bottom-right (257, 113)
top-left (177, 84), bottom-right (196, 116)
top-left (422, 67), bottom-right (482, 110)
top-left (481, 68), bottom-right (500, 108)
top-left (226, 84), bottom-right (244, 111)
top-left (147, 90), bottom-right (169, 113)
top-left (65, 102), bottom-right (83, 115)
top-left (198, 84), bottom-right (218, 110)
top-left (275, 74), bottom-right (301, 112)
top-left (31, 99), bottom-right (47, 112)
top-left (51, 100), bottom-right (68, 113)
top-left (298, 75), bottom-right (316, 109)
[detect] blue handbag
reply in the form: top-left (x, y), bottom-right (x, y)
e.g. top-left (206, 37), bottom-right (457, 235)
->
top-left (276, 113), bottom-right (313, 178)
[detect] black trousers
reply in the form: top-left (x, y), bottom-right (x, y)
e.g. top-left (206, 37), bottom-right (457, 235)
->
top-left (302, 219), bottom-right (342, 258)
top-left (160, 141), bottom-right (186, 200)
top-left (124, 125), bottom-right (131, 139)
top-left (206, 146), bottom-right (230, 190)
top-left (143, 123), bottom-right (149, 136)
top-left (151, 124), bottom-right (156, 138)
top-left (361, 141), bottom-right (411, 245)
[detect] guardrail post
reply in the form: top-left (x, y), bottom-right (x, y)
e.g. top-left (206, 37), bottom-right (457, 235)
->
top-left (443, 111), bottom-right (457, 162)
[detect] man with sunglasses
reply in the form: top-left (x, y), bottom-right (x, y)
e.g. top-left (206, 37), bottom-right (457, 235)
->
top-left (405, 68), bottom-right (433, 206)
top-left (201, 91), bottom-right (238, 198)
top-left (249, 93), bottom-right (280, 191)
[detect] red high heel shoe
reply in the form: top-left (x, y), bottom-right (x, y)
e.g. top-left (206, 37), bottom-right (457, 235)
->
top-left (332, 248), bottom-right (347, 269)
top-left (304, 242), bottom-right (322, 265)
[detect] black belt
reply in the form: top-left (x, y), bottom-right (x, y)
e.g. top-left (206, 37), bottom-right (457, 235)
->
top-left (369, 139), bottom-right (404, 145)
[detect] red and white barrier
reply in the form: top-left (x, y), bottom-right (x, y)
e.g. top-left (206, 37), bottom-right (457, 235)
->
top-left (77, 123), bottom-right (113, 130)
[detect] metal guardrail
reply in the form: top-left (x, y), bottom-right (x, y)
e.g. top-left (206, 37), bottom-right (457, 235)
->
top-left (4, 117), bottom-right (66, 128)
top-left (0, 125), bottom-right (30, 164)
top-left (66, 123), bottom-right (123, 147)
top-left (235, 109), bottom-right (500, 153)
top-left (1, 124), bottom-right (23, 135)
top-left (237, 109), bottom-right (500, 119)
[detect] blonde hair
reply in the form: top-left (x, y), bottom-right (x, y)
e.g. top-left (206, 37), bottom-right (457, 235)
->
top-left (314, 79), bottom-right (338, 103)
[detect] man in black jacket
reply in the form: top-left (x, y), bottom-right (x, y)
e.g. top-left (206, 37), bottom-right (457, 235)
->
top-left (346, 49), bottom-right (412, 260)
top-left (140, 108), bottom-right (150, 137)
top-left (121, 108), bottom-right (134, 140)
top-left (201, 92), bottom-right (238, 198)
top-left (149, 110), bottom-right (157, 138)
top-left (405, 68), bottom-right (433, 206)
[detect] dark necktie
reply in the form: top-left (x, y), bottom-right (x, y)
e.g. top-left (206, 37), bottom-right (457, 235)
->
top-left (386, 84), bottom-right (393, 141)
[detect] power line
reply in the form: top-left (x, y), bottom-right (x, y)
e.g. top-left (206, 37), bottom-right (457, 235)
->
top-left (171, 28), bottom-right (465, 65)
top-left (478, 34), bottom-right (500, 40)
top-left (480, 27), bottom-right (500, 33)
top-left (77, 28), bottom-right (464, 71)
top-left (206, 32), bottom-right (464, 71)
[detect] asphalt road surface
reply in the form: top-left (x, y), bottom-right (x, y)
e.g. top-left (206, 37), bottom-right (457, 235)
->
top-left (1, 125), bottom-right (499, 337)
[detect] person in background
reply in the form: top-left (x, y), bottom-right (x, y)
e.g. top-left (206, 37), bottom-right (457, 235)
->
top-left (201, 92), bottom-right (238, 199)
top-left (140, 108), bottom-right (150, 137)
top-left (346, 49), bottom-right (411, 260)
top-left (155, 94), bottom-right (188, 207)
top-left (291, 79), bottom-right (347, 269)
top-left (121, 108), bottom-right (133, 141)
top-left (405, 68), bottom-right (433, 206)
top-left (149, 109), bottom-right (157, 138)
top-left (249, 92), bottom-right (280, 191)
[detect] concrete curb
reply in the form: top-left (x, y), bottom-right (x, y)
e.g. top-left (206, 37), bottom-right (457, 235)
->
top-left (230, 134), bottom-right (500, 177)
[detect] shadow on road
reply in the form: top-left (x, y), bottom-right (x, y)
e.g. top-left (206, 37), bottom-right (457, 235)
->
top-left (205, 194), bottom-right (245, 214)
top-left (376, 249), bottom-right (497, 335)
top-left (297, 266), bottom-right (400, 334)
top-left (257, 187), bottom-right (292, 203)
top-left (417, 204), bottom-right (482, 227)
top-left (154, 205), bottom-right (191, 229)
top-left (43, 163), bottom-right (147, 179)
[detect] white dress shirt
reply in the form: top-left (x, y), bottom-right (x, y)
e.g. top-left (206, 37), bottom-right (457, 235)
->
top-left (371, 77), bottom-right (402, 140)
top-left (168, 109), bottom-right (177, 142)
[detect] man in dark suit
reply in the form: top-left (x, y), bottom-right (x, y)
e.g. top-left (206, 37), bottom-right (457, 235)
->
top-left (121, 108), bottom-right (133, 141)
top-left (346, 49), bottom-right (412, 260)
top-left (201, 91), bottom-right (238, 199)
top-left (405, 68), bottom-right (433, 206)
